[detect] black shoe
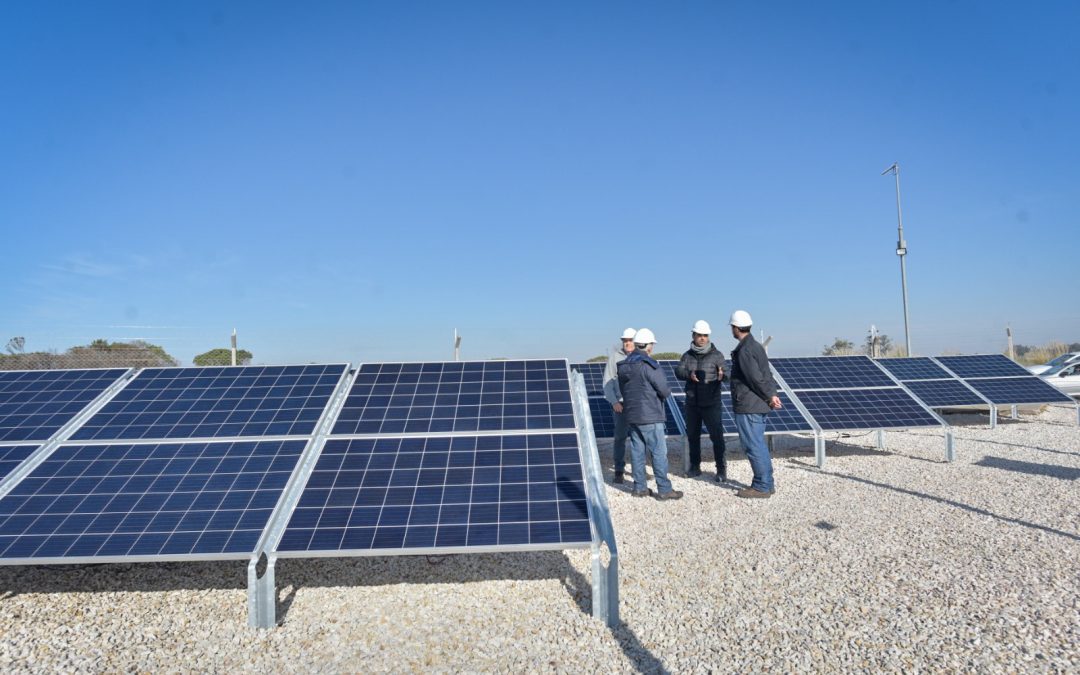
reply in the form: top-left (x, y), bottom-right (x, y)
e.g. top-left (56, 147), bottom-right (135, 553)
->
top-left (631, 488), bottom-right (653, 498)
top-left (613, 472), bottom-right (624, 484)
top-left (655, 490), bottom-right (684, 501)
top-left (686, 468), bottom-right (702, 478)
top-left (715, 473), bottom-right (728, 483)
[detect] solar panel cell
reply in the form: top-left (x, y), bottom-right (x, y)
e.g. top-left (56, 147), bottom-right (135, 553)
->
top-left (0, 446), bottom-right (39, 482)
top-left (793, 388), bottom-right (941, 430)
top-left (965, 377), bottom-right (1074, 404)
top-left (903, 380), bottom-right (986, 407)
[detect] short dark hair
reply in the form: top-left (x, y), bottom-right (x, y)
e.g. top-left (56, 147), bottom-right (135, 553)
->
top-left (734, 325), bottom-right (752, 333)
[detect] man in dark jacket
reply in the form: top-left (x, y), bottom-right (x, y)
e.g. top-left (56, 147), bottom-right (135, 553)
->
top-left (616, 328), bottom-right (683, 501)
top-left (675, 320), bottom-right (728, 481)
top-left (728, 310), bottom-right (782, 498)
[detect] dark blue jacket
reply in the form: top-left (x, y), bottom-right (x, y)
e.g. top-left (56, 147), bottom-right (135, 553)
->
top-left (730, 333), bottom-right (779, 414)
top-left (617, 349), bottom-right (672, 425)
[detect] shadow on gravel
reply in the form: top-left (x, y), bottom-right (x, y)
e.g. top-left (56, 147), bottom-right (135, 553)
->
top-left (974, 456), bottom-right (1080, 481)
top-left (975, 438), bottom-right (1080, 458)
top-left (0, 560), bottom-right (246, 601)
top-left (789, 464), bottom-right (1080, 542)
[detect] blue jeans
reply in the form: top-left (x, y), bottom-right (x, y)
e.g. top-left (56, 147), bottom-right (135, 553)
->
top-left (735, 413), bottom-right (774, 492)
top-left (613, 409), bottom-right (629, 473)
top-left (628, 422), bottom-right (673, 494)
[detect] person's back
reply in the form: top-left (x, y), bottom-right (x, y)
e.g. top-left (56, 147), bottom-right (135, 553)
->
top-left (730, 333), bottom-right (777, 414)
top-left (617, 350), bottom-right (670, 425)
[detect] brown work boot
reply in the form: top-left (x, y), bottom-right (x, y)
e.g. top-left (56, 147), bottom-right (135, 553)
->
top-left (655, 490), bottom-right (684, 501)
top-left (735, 487), bottom-right (773, 499)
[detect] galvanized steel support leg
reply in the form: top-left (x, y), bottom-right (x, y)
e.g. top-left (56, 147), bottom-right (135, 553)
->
top-left (1010, 405), bottom-right (1019, 420)
top-left (247, 555), bottom-right (277, 628)
top-left (814, 433), bottom-right (825, 468)
top-left (989, 406), bottom-right (997, 429)
top-left (876, 429), bottom-right (885, 450)
top-left (590, 542), bottom-right (619, 628)
top-left (944, 430), bottom-right (956, 462)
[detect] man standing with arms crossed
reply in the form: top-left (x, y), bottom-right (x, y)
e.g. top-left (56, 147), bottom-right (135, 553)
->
top-left (728, 310), bottom-right (783, 498)
top-left (675, 320), bottom-right (728, 481)
top-left (603, 327), bottom-right (637, 484)
top-left (617, 329), bottom-right (683, 500)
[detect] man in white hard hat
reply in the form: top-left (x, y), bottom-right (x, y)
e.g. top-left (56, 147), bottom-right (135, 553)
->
top-left (603, 327), bottom-right (637, 483)
top-left (616, 329), bottom-right (683, 500)
top-left (728, 310), bottom-right (782, 498)
top-left (675, 320), bottom-right (728, 481)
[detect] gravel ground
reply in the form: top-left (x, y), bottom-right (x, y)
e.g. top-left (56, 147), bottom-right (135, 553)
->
top-left (0, 405), bottom-right (1077, 672)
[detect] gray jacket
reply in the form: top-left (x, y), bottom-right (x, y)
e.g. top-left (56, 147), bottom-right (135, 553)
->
top-left (730, 333), bottom-right (778, 414)
top-left (603, 344), bottom-right (631, 406)
top-left (675, 344), bottom-right (726, 407)
top-left (616, 349), bottom-right (671, 425)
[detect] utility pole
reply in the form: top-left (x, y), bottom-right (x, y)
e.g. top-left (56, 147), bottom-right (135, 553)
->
top-left (453, 329), bottom-right (461, 362)
top-left (1006, 325), bottom-right (1015, 361)
top-left (868, 324), bottom-right (880, 359)
top-left (231, 328), bottom-right (238, 366)
top-left (882, 163), bottom-right (912, 356)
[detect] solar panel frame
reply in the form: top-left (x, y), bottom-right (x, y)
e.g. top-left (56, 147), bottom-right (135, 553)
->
top-left (0, 368), bottom-right (131, 442)
top-left (70, 364), bottom-right (350, 443)
top-left (0, 446), bottom-right (39, 484)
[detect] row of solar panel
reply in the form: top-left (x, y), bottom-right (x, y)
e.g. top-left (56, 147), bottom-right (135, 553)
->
top-left (573, 354), bottom-right (1072, 438)
top-left (0, 361), bottom-right (595, 565)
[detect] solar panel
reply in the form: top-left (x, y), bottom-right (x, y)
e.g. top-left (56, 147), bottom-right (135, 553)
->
top-left (935, 355), bottom-right (1031, 379)
top-left (0, 439), bottom-right (308, 561)
top-left (274, 433), bottom-right (592, 554)
top-left (964, 377), bottom-right (1074, 405)
top-left (70, 365), bottom-right (347, 442)
top-left (792, 389), bottom-right (942, 430)
top-left (570, 363), bottom-right (606, 396)
top-left (0, 446), bottom-right (39, 482)
top-left (671, 392), bottom-right (813, 435)
top-left (903, 379), bottom-right (988, 408)
top-left (586, 396), bottom-right (615, 438)
top-left (771, 356), bottom-right (895, 390)
top-left (332, 360), bottom-right (574, 435)
top-left (876, 357), bottom-right (951, 381)
top-left (0, 369), bottom-right (128, 442)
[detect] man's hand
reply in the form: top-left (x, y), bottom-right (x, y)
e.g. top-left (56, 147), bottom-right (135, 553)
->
top-left (717, 365), bottom-right (724, 379)
top-left (769, 395), bottom-right (782, 410)
top-left (689, 372), bottom-right (700, 383)
top-left (613, 402), bottom-right (623, 413)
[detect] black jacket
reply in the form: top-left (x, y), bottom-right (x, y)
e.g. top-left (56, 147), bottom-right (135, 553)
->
top-left (730, 333), bottom-right (778, 414)
top-left (616, 349), bottom-right (671, 425)
top-left (675, 344), bottom-right (726, 407)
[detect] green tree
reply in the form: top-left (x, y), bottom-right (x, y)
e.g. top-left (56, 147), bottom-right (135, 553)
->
top-left (586, 355), bottom-right (607, 363)
top-left (822, 338), bottom-right (856, 356)
top-left (193, 348), bottom-right (253, 366)
top-left (652, 352), bottom-right (682, 360)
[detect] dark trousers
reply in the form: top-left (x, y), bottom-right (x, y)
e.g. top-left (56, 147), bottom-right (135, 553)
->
top-left (685, 403), bottom-right (726, 476)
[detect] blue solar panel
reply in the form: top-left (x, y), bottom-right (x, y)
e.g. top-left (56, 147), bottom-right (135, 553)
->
top-left (0, 440), bottom-right (307, 560)
top-left (793, 389), bottom-right (941, 430)
top-left (570, 363), bottom-right (606, 396)
top-left (965, 377), bottom-right (1074, 405)
top-left (903, 380), bottom-right (987, 408)
top-left (671, 392), bottom-right (813, 434)
top-left (275, 433), bottom-right (592, 553)
top-left (0, 446), bottom-right (39, 482)
top-left (586, 396), bottom-right (615, 438)
top-left (771, 356), bottom-right (895, 390)
top-left (0, 369), bottom-right (127, 442)
top-left (333, 360), bottom-right (574, 435)
top-left (70, 365), bottom-right (346, 442)
top-left (877, 358), bottom-right (951, 381)
top-left (935, 355), bottom-right (1031, 379)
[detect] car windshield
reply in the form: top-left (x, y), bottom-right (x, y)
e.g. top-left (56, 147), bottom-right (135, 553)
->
top-left (1043, 362), bottom-right (1076, 377)
top-left (1042, 352), bottom-right (1080, 369)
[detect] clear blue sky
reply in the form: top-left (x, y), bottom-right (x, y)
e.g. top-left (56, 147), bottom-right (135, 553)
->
top-left (2, 1), bottom-right (1078, 364)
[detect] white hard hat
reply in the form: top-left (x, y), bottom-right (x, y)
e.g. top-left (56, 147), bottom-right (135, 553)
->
top-left (620, 327), bottom-right (637, 340)
top-left (633, 328), bottom-right (656, 345)
top-left (729, 310), bottom-right (753, 328)
top-left (692, 320), bottom-right (711, 335)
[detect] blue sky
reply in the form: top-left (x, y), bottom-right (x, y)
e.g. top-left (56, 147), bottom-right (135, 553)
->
top-left (2, 1), bottom-right (1078, 365)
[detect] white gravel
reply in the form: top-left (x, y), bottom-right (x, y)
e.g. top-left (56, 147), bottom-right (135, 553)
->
top-left (1, 405), bottom-right (1077, 672)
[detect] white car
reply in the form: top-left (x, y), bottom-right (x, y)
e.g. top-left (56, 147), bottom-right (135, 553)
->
top-left (1027, 351), bottom-right (1080, 375)
top-left (1041, 362), bottom-right (1080, 397)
